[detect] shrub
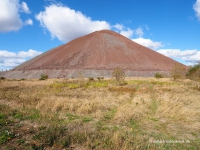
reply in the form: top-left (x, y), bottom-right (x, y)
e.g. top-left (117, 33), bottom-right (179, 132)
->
top-left (186, 62), bottom-right (200, 81)
top-left (0, 76), bottom-right (5, 80)
top-left (88, 77), bottom-right (94, 81)
top-left (170, 63), bottom-right (186, 80)
top-left (77, 72), bottom-right (85, 87)
top-left (154, 73), bottom-right (163, 79)
top-left (39, 74), bottom-right (48, 80)
top-left (112, 67), bottom-right (126, 85)
top-left (97, 77), bottom-right (104, 81)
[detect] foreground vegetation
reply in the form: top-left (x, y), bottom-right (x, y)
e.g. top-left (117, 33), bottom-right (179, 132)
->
top-left (0, 77), bottom-right (200, 150)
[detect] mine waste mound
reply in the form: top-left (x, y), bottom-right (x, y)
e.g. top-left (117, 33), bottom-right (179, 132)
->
top-left (4, 30), bottom-right (186, 78)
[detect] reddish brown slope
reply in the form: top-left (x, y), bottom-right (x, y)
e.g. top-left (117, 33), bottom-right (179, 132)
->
top-left (6, 30), bottom-right (186, 78)
top-left (14, 30), bottom-right (182, 71)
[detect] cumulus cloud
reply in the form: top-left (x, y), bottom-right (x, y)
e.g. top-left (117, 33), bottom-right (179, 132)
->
top-left (35, 4), bottom-right (148, 42)
top-left (0, 49), bottom-right (42, 58)
top-left (113, 24), bottom-right (123, 30)
top-left (185, 51), bottom-right (200, 63)
top-left (2, 59), bottom-right (26, 67)
top-left (20, 1), bottom-right (31, 14)
top-left (0, 49), bottom-right (42, 69)
top-left (119, 28), bottom-right (134, 38)
top-left (0, 0), bottom-right (32, 32)
top-left (156, 49), bottom-right (197, 58)
top-left (0, 50), bottom-right (16, 58)
top-left (113, 24), bottom-right (163, 51)
top-left (18, 49), bottom-right (42, 58)
top-left (0, 0), bottom-right (22, 32)
top-left (36, 4), bottom-right (110, 42)
top-left (113, 24), bottom-right (137, 38)
top-left (157, 49), bottom-right (200, 64)
top-left (194, 0), bottom-right (200, 20)
top-left (133, 38), bottom-right (163, 50)
top-left (113, 24), bottom-right (141, 38)
top-left (24, 18), bottom-right (33, 25)
top-left (135, 27), bottom-right (144, 37)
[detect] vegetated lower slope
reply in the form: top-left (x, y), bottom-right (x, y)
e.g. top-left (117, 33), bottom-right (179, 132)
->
top-left (5, 30), bottom-right (187, 78)
top-left (0, 78), bottom-right (200, 149)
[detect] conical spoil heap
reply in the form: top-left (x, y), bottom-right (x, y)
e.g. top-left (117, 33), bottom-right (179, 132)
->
top-left (4, 30), bottom-right (186, 78)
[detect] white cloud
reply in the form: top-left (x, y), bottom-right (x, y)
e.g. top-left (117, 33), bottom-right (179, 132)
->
top-left (135, 27), bottom-right (144, 37)
top-left (24, 19), bottom-right (33, 25)
top-left (113, 25), bottom-right (145, 39)
top-left (18, 49), bottom-right (42, 58)
top-left (0, 59), bottom-right (26, 69)
top-left (0, 49), bottom-right (42, 69)
top-left (36, 4), bottom-right (110, 42)
top-left (133, 38), bottom-right (163, 50)
top-left (0, 0), bottom-right (32, 32)
top-left (185, 51), bottom-right (200, 63)
top-left (157, 49), bottom-right (200, 64)
top-left (144, 25), bottom-right (149, 30)
top-left (113, 24), bottom-right (123, 30)
top-left (0, 49), bottom-right (42, 58)
top-left (35, 3), bottom-right (151, 42)
top-left (3, 58), bottom-right (26, 67)
top-left (0, 50), bottom-right (16, 58)
top-left (113, 24), bottom-right (136, 38)
top-left (21, 1), bottom-right (30, 14)
top-left (194, 0), bottom-right (200, 20)
top-left (44, 0), bottom-right (57, 3)
top-left (156, 49), bottom-right (197, 58)
top-left (0, 0), bottom-right (22, 32)
top-left (120, 28), bottom-right (134, 38)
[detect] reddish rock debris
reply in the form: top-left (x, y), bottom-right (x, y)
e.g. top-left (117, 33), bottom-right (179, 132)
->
top-left (4, 30), bottom-right (187, 78)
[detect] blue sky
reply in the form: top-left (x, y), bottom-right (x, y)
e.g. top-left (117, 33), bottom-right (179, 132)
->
top-left (1, 0), bottom-right (200, 70)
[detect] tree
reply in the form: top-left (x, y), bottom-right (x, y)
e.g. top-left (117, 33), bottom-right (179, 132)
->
top-left (186, 61), bottom-right (200, 81)
top-left (154, 72), bottom-right (163, 79)
top-left (112, 67), bottom-right (126, 85)
top-left (170, 63), bottom-right (187, 80)
top-left (39, 74), bottom-right (48, 80)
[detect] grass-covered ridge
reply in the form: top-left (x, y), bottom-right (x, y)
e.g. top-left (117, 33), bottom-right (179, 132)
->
top-left (0, 78), bottom-right (200, 149)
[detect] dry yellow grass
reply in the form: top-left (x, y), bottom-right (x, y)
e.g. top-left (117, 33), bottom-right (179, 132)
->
top-left (0, 77), bottom-right (200, 149)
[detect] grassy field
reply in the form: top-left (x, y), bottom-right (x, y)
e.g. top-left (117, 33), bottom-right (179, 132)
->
top-left (0, 77), bottom-right (200, 150)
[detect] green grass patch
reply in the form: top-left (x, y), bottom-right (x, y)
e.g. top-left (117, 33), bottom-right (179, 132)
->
top-left (150, 99), bottom-right (158, 115)
top-left (148, 117), bottom-right (159, 122)
top-left (82, 117), bottom-right (93, 123)
top-left (12, 110), bottom-right (24, 120)
top-left (0, 129), bottom-right (15, 144)
top-left (25, 109), bottom-right (40, 120)
top-left (88, 80), bottom-right (109, 88)
top-left (127, 79), bottom-right (175, 86)
top-left (129, 119), bottom-right (140, 132)
top-left (66, 113), bottom-right (80, 121)
top-left (67, 83), bottom-right (80, 89)
top-left (0, 113), bottom-right (6, 125)
top-left (104, 109), bottom-right (117, 120)
top-left (51, 80), bottom-right (110, 90)
top-left (32, 125), bottom-right (68, 148)
top-left (17, 138), bottom-right (25, 145)
top-left (51, 82), bottom-right (80, 89)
